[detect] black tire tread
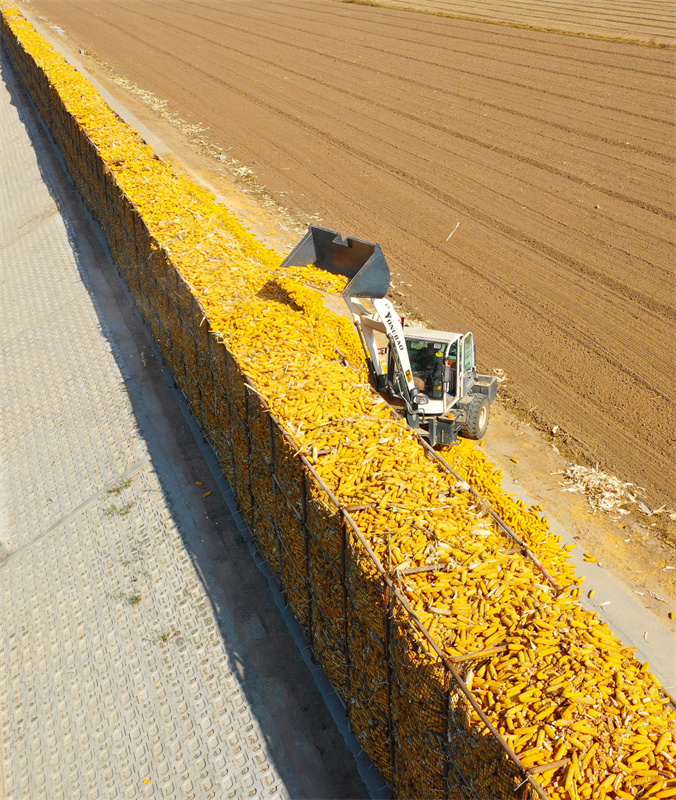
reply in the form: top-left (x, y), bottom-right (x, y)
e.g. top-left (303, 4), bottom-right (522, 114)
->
top-left (459, 394), bottom-right (490, 440)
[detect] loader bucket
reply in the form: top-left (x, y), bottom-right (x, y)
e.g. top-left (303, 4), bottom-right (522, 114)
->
top-left (280, 225), bottom-right (391, 298)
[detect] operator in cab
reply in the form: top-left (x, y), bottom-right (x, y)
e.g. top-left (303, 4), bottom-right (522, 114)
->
top-left (409, 340), bottom-right (445, 399)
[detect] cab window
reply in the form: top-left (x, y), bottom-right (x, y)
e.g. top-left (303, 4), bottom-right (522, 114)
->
top-left (463, 334), bottom-right (473, 373)
top-left (406, 339), bottom-right (445, 399)
top-left (447, 342), bottom-right (458, 396)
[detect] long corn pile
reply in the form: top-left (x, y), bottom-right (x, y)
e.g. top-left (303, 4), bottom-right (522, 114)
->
top-left (3, 9), bottom-right (674, 798)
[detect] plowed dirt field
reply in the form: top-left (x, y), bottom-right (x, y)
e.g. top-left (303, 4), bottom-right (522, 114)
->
top-left (338, 0), bottom-right (676, 46)
top-left (27, 0), bottom-right (676, 504)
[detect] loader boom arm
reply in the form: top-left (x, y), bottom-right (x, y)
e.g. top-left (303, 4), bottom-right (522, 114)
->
top-left (345, 296), bottom-right (417, 405)
top-left (372, 298), bottom-right (416, 395)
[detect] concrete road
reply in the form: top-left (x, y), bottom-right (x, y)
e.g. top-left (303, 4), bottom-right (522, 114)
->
top-left (0, 44), bottom-right (373, 800)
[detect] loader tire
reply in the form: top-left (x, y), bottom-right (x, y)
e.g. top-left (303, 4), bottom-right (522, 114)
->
top-left (460, 395), bottom-right (490, 440)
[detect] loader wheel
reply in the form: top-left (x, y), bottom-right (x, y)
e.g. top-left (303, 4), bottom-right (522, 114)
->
top-left (460, 395), bottom-right (490, 440)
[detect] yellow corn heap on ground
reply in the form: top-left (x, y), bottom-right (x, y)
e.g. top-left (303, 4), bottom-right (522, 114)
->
top-left (3, 9), bottom-right (674, 799)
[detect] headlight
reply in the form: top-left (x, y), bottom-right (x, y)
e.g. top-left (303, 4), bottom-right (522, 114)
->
top-left (416, 393), bottom-right (429, 406)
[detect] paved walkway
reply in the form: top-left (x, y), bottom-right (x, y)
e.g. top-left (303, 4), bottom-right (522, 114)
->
top-left (0, 46), bottom-right (369, 800)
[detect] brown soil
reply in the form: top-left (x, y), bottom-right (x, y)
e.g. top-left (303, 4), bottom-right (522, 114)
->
top-left (339, 0), bottom-right (676, 47)
top-left (23, 0), bottom-right (676, 511)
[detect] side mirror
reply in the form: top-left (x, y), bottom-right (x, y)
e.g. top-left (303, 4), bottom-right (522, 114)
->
top-left (410, 387), bottom-right (429, 407)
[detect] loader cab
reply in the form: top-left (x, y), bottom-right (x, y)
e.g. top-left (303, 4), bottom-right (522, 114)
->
top-left (403, 328), bottom-right (476, 414)
top-left (406, 339), bottom-right (446, 399)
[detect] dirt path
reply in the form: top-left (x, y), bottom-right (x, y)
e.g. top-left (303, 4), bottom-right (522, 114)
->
top-left (26, 0), bottom-right (676, 509)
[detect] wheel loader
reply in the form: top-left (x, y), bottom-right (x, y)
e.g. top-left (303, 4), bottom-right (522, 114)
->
top-left (281, 225), bottom-right (498, 446)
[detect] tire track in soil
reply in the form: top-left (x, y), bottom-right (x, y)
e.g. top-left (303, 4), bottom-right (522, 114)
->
top-left (173, 0), bottom-right (676, 161)
top-left (106, 0), bottom-right (676, 215)
top-left (327, 1), bottom-right (676, 68)
top-left (164, 31), bottom-right (676, 261)
top-left (29, 0), bottom-right (676, 504)
top-left (242, 0), bottom-right (676, 80)
top-left (194, 0), bottom-right (674, 123)
top-left (356, 0), bottom-right (676, 44)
